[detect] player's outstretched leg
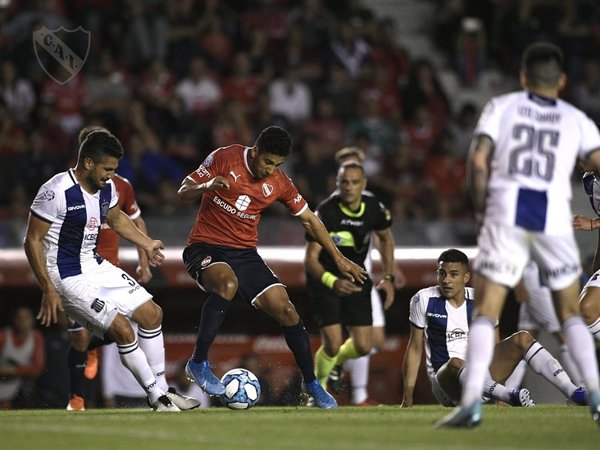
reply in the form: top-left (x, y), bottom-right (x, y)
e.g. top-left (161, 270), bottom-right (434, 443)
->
top-left (305, 379), bottom-right (338, 409)
top-left (508, 388), bottom-right (536, 407)
top-left (185, 359), bottom-right (225, 395)
top-left (434, 401), bottom-right (482, 428)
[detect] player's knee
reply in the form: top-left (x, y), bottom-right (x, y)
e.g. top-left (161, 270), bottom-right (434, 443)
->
top-left (107, 316), bottom-right (136, 345)
top-left (214, 277), bottom-right (238, 299)
top-left (354, 341), bottom-right (372, 356)
top-left (579, 295), bottom-right (600, 324)
top-left (511, 330), bottom-right (535, 350)
top-left (147, 302), bottom-right (163, 328)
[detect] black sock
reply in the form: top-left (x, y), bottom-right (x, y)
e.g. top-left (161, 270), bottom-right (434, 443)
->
top-left (68, 346), bottom-right (87, 398)
top-left (87, 335), bottom-right (112, 350)
top-left (282, 320), bottom-right (316, 383)
top-left (192, 293), bottom-right (230, 363)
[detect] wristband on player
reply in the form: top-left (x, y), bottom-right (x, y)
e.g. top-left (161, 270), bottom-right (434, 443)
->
top-left (321, 271), bottom-right (339, 289)
top-left (383, 273), bottom-right (395, 283)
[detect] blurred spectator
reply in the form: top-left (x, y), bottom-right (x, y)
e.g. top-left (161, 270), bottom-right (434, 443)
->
top-left (240, 0), bottom-right (288, 58)
top-left (1, 60), bottom-right (36, 127)
top-left (197, 15), bottom-right (233, 74)
top-left (447, 102), bottom-right (479, 159)
top-left (301, 96), bottom-right (346, 156)
top-left (40, 73), bottom-right (87, 136)
top-left (211, 99), bottom-right (254, 149)
top-left (244, 28), bottom-right (275, 82)
top-left (122, 0), bottom-right (168, 70)
top-left (165, 0), bottom-right (201, 79)
top-left (84, 50), bottom-right (132, 132)
top-left (355, 62), bottom-right (402, 122)
top-left (221, 52), bottom-right (264, 120)
top-left (571, 58), bottom-right (600, 123)
top-left (400, 104), bottom-right (443, 167)
top-left (368, 17), bottom-right (411, 91)
top-left (175, 56), bottom-right (222, 120)
top-left (0, 306), bottom-right (45, 409)
top-left (455, 17), bottom-right (487, 87)
top-left (402, 58), bottom-right (451, 128)
top-left (316, 63), bottom-right (356, 123)
top-left (292, 133), bottom-right (336, 208)
top-left (286, 0), bottom-right (334, 55)
top-left (329, 18), bottom-right (371, 79)
top-left (268, 63), bottom-right (312, 128)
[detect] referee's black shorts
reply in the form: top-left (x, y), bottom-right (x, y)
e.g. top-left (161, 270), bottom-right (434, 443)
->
top-left (307, 275), bottom-right (373, 327)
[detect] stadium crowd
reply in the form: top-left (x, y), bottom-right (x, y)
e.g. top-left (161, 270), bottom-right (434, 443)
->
top-left (2, 0), bottom-right (600, 408)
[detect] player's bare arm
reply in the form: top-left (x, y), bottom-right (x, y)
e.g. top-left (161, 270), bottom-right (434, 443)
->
top-left (305, 241), bottom-right (362, 296)
top-left (298, 208), bottom-right (367, 284)
top-left (374, 227), bottom-right (398, 309)
top-left (573, 214), bottom-right (597, 231)
top-left (401, 324), bottom-right (425, 407)
top-left (106, 207), bottom-right (164, 267)
top-left (132, 215), bottom-right (152, 283)
top-left (467, 135), bottom-right (494, 219)
top-left (177, 175), bottom-right (230, 201)
top-left (23, 213), bottom-right (63, 327)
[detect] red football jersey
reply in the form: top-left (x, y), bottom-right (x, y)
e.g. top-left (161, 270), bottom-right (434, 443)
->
top-left (97, 174), bottom-right (141, 265)
top-left (186, 144), bottom-right (308, 248)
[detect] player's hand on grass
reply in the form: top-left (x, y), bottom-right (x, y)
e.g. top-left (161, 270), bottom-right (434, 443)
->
top-left (37, 289), bottom-right (63, 327)
top-left (333, 278), bottom-right (363, 296)
top-left (573, 214), bottom-right (595, 231)
top-left (335, 256), bottom-right (367, 284)
top-left (145, 240), bottom-right (165, 267)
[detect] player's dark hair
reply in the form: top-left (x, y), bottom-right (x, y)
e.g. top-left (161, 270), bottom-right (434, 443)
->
top-left (522, 42), bottom-right (564, 88)
top-left (78, 130), bottom-right (124, 163)
top-left (77, 125), bottom-right (110, 146)
top-left (438, 248), bottom-right (469, 266)
top-left (255, 126), bottom-right (293, 157)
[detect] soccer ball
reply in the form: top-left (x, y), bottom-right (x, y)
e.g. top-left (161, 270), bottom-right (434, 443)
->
top-left (219, 368), bottom-right (261, 410)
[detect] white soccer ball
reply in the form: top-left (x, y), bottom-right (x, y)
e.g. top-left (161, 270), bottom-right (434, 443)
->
top-left (219, 368), bottom-right (261, 410)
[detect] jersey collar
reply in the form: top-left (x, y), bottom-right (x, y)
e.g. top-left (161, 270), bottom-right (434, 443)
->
top-left (527, 92), bottom-right (557, 107)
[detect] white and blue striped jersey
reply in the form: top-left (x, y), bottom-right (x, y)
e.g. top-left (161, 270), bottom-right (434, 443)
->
top-left (30, 169), bottom-right (118, 279)
top-left (409, 286), bottom-right (475, 379)
top-left (582, 171), bottom-right (600, 217)
top-left (476, 91), bottom-right (600, 235)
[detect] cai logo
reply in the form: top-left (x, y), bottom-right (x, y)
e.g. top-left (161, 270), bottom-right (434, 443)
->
top-left (262, 183), bottom-right (273, 197)
top-left (235, 195), bottom-right (251, 211)
top-left (33, 26), bottom-right (90, 85)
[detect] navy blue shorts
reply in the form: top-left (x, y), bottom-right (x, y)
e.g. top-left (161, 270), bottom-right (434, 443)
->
top-left (183, 243), bottom-right (283, 304)
top-left (307, 275), bottom-right (373, 327)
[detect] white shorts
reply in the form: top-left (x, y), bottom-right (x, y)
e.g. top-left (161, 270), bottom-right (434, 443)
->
top-left (50, 259), bottom-right (152, 337)
top-left (474, 222), bottom-right (581, 290)
top-left (371, 286), bottom-right (385, 328)
top-left (580, 268), bottom-right (600, 299)
top-left (518, 263), bottom-right (561, 333)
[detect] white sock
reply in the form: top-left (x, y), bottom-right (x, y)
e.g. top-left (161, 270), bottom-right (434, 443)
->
top-left (588, 317), bottom-right (600, 343)
top-left (346, 355), bottom-right (370, 404)
top-left (461, 316), bottom-right (496, 406)
top-left (504, 359), bottom-right (527, 391)
top-left (559, 344), bottom-right (584, 387)
top-left (138, 326), bottom-right (169, 392)
top-left (524, 341), bottom-right (576, 397)
top-left (563, 316), bottom-right (600, 392)
top-left (483, 372), bottom-right (511, 403)
top-left (117, 340), bottom-right (164, 404)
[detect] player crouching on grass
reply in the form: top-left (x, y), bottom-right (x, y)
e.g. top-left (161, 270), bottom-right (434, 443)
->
top-left (401, 249), bottom-right (586, 409)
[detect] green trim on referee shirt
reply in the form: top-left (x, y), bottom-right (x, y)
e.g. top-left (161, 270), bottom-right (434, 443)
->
top-left (338, 202), bottom-right (365, 218)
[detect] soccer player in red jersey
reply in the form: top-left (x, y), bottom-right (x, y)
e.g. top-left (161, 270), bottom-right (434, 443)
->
top-left (178, 126), bottom-right (367, 408)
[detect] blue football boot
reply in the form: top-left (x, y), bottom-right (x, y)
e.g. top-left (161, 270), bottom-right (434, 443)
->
top-left (185, 359), bottom-right (225, 396)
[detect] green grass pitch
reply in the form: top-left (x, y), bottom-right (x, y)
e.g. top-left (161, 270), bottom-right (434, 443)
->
top-left (1, 404), bottom-right (597, 450)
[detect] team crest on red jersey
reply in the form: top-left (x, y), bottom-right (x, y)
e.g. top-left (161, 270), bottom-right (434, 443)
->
top-left (262, 183), bottom-right (273, 197)
top-left (201, 256), bottom-right (212, 267)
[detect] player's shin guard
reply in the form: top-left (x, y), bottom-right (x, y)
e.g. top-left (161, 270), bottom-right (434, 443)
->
top-left (192, 293), bottom-right (230, 363)
top-left (282, 320), bottom-right (317, 383)
top-left (138, 326), bottom-right (169, 392)
top-left (524, 341), bottom-right (577, 397)
top-left (118, 339), bottom-right (163, 404)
